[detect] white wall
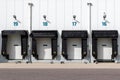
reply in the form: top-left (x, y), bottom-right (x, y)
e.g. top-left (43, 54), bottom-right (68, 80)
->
top-left (0, 0), bottom-right (119, 32)
top-left (0, 0), bottom-right (120, 60)
top-left (91, 0), bottom-right (116, 30)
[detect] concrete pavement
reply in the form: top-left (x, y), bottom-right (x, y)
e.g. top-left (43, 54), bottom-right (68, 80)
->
top-left (0, 63), bottom-right (120, 69)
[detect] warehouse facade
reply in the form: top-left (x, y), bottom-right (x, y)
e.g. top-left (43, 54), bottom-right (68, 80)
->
top-left (0, 0), bottom-right (120, 63)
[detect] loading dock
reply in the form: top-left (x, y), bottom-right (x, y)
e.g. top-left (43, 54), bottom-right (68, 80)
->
top-left (31, 30), bottom-right (58, 60)
top-left (62, 30), bottom-right (88, 60)
top-left (1, 30), bottom-right (28, 60)
top-left (92, 30), bottom-right (118, 62)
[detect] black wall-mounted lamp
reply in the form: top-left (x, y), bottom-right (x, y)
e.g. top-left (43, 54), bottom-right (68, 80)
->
top-left (13, 15), bottom-right (17, 20)
top-left (43, 15), bottom-right (47, 20)
top-left (103, 12), bottom-right (106, 20)
top-left (73, 15), bottom-right (76, 20)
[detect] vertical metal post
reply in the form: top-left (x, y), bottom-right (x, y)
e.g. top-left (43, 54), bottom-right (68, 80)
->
top-left (28, 3), bottom-right (33, 63)
top-left (87, 3), bottom-right (92, 62)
